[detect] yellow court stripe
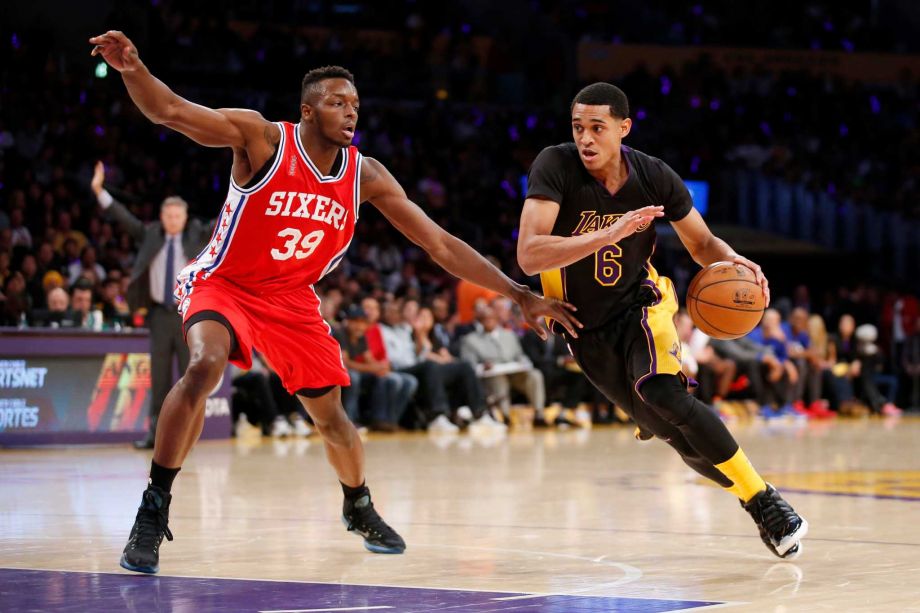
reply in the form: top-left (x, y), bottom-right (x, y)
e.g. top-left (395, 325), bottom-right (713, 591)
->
top-left (699, 470), bottom-right (920, 500)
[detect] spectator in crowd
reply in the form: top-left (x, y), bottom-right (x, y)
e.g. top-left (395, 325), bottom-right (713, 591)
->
top-left (828, 314), bottom-right (871, 416)
top-left (92, 161), bottom-right (210, 449)
top-left (335, 304), bottom-right (417, 432)
top-left (47, 287), bottom-right (69, 315)
top-left (800, 314), bottom-right (835, 417)
top-left (8, 209), bottom-right (32, 250)
top-left (412, 305), bottom-right (500, 429)
top-left (709, 334), bottom-right (787, 416)
top-left (753, 309), bottom-right (800, 414)
top-left (429, 295), bottom-right (458, 352)
top-left (71, 278), bottom-right (103, 330)
top-left (854, 324), bottom-right (902, 416)
top-left (18, 254), bottom-right (43, 310)
top-left (521, 326), bottom-right (593, 427)
top-left (380, 300), bottom-right (459, 433)
top-left (0, 272), bottom-right (29, 326)
top-left (31, 286), bottom-right (79, 328)
top-left (231, 353), bottom-right (313, 438)
top-left (99, 276), bottom-right (131, 329)
top-left (360, 297), bottom-right (418, 408)
top-left (902, 318), bottom-right (920, 410)
top-left (460, 304), bottom-right (545, 419)
top-left (67, 245), bottom-right (106, 286)
top-left (455, 263), bottom-right (501, 324)
top-left (35, 243), bottom-right (60, 283)
top-left (676, 310), bottom-right (737, 408)
top-left (320, 287), bottom-right (344, 329)
top-left (52, 211), bottom-right (88, 254)
top-left (882, 292), bottom-right (919, 375)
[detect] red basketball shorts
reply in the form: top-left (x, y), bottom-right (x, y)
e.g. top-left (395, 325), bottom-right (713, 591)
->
top-left (179, 276), bottom-right (349, 393)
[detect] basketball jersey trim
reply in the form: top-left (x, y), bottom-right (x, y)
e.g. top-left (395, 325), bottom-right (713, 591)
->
top-left (230, 122), bottom-right (286, 194)
top-left (204, 194), bottom-right (247, 273)
top-left (294, 122), bottom-right (349, 183)
top-left (318, 153), bottom-right (362, 280)
top-left (354, 153), bottom-right (363, 220)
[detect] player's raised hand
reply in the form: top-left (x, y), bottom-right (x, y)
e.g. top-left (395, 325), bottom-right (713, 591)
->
top-left (606, 205), bottom-right (664, 243)
top-left (91, 161), bottom-right (105, 197)
top-left (89, 31), bottom-right (142, 72)
top-left (732, 254), bottom-right (771, 307)
top-left (515, 291), bottom-right (582, 339)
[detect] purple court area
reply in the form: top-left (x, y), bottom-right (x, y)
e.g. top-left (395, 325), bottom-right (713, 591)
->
top-left (1, 568), bottom-right (723, 612)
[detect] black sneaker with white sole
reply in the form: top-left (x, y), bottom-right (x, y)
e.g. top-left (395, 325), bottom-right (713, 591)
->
top-left (741, 484), bottom-right (808, 558)
top-left (120, 484), bottom-right (173, 574)
top-left (342, 493), bottom-right (406, 554)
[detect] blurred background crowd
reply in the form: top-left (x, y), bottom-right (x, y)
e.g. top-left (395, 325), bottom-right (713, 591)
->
top-left (2, 1), bottom-right (919, 435)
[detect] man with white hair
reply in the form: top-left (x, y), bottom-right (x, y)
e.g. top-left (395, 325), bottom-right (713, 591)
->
top-left (91, 162), bottom-right (211, 448)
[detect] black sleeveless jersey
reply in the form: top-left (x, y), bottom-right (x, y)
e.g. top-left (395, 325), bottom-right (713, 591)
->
top-left (525, 143), bottom-right (693, 331)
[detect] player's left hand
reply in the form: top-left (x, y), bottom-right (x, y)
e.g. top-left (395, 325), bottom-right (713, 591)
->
top-left (732, 255), bottom-right (770, 307)
top-left (514, 290), bottom-right (582, 340)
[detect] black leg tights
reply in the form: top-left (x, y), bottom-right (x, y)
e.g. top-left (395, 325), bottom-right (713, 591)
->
top-left (639, 374), bottom-right (740, 466)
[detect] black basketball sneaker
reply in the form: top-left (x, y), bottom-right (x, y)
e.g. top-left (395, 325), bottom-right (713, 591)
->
top-left (342, 493), bottom-right (406, 554)
top-left (741, 484), bottom-right (808, 559)
top-left (119, 484), bottom-right (173, 574)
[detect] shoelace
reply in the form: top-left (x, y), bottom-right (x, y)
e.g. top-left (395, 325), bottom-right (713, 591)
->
top-left (759, 492), bottom-right (796, 536)
top-left (132, 491), bottom-right (174, 548)
top-left (346, 503), bottom-right (398, 541)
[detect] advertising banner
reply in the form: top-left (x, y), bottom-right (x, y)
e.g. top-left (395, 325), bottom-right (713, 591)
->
top-left (0, 332), bottom-right (231, 446)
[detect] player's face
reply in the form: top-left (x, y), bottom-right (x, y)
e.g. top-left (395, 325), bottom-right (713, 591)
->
top-left (571, 104), bottom-right (631, 172)
top-left (302, 79), bottom-right (359, 147)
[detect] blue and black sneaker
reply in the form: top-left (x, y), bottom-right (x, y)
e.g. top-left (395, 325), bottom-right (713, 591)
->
top-left (119, 484), bottom-right (173, 574)
top-left (342, 493), bottom-right (405, 554)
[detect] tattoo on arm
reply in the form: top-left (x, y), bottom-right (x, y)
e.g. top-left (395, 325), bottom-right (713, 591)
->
top-left (361, 157), bottom-right (381, 184)
top-left (263, 123), bottom-right (280, 148)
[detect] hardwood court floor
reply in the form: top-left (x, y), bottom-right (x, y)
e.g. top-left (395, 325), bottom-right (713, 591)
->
top-left (2, 417), bottom-right (920, 611)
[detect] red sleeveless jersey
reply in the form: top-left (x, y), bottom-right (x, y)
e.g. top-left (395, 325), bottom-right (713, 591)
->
top-left (176, 121), bottom-right (362, 304)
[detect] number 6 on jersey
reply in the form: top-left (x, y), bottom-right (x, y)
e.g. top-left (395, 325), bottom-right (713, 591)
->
top-left (594, 244), bottom-right (622, 286)
top-left (271, 228), bottom-right (325, 261)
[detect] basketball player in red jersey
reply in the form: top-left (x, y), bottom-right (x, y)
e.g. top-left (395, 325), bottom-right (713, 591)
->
top-left (89, 30), bottom-right (582, 574)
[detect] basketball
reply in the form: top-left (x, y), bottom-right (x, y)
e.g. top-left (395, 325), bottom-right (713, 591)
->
top-left (686, 261), bottom-right (765, 340)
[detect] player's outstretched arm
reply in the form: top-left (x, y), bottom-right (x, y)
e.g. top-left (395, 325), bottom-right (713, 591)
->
top-left (89, 31), bottom-right (273, 151)
top-left (517, 197), bottom-right (664, 275)
top-left (362, 158), bottom-right (582, 339)
top-left (671, 207), bottom-right (770, 305)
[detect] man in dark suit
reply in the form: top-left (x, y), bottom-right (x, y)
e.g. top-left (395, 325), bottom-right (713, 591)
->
top-left (92, 161), bottom-right (210, 448)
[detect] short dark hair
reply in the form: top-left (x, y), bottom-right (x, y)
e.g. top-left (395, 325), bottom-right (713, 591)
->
top-left (571, 82), bottom-right (629, 119)
top-left (301, 66), bottom-right (356, 104)
top-left (72, 278), bottom-right (94, 293)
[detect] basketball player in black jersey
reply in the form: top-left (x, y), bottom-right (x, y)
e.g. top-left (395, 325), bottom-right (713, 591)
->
top-left (517, 83), bottom-right (807, 558)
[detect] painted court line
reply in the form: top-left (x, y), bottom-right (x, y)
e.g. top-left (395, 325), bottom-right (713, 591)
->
top-left (259, 605), bottom-right (395, 613)
top-left (0, 567), bottom-right (726, 612)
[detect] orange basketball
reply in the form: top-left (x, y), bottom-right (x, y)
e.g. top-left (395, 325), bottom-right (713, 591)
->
top-left (686, 262), bottom-right (765, 340)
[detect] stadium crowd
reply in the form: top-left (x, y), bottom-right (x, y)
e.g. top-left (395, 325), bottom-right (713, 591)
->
top-left (2, 2), bottom-right (919, 435)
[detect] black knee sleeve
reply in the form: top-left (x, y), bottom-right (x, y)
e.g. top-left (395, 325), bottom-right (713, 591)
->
top-left (640, 374), bottom-right (740, 464)
top-left (639, 374), bottom-right (698, 427)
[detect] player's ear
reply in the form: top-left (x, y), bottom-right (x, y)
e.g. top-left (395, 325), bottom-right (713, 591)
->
top-left (300, 101), bottom-right (313, 123)
top-left (620, 117), bottom-right (632, 139)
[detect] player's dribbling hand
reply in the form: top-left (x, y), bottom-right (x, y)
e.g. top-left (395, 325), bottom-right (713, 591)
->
top-left (731, 254), bottom-right (771, 307)
top-left (89, 31), bottom-right (142, 72)
top-left (606, 205), bottom-right (665, 243)
top-left (515, 290), bottom-right (582, 340)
